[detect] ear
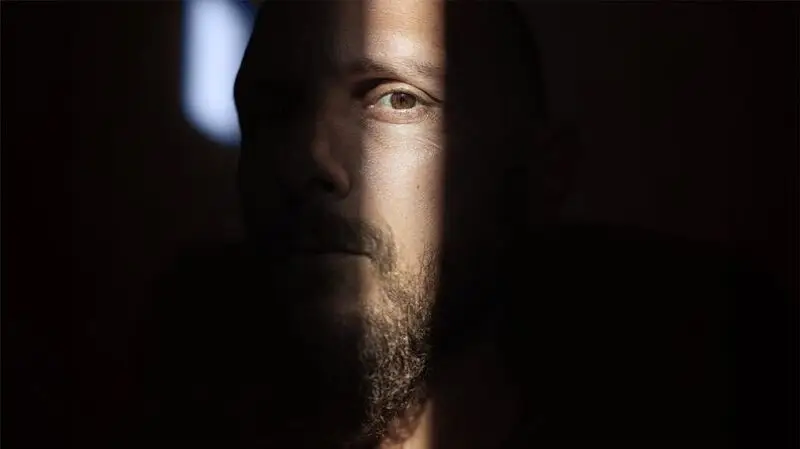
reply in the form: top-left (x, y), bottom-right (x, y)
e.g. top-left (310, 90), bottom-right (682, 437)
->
top-left (527, 122), bottom-right (583, 225)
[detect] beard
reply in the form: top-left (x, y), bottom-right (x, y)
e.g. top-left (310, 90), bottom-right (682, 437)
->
top-left (343, 250), bottom-right (437, 447)
top-left (239, 212), bottom-right (439, 448)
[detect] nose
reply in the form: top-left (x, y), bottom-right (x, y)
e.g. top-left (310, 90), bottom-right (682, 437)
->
top-left (301, 112), bottom-right (352, 200)
top-left (238, 88), bottom-right (356, 227)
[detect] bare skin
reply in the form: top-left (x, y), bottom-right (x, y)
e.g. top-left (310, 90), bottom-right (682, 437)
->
top-left (134, 2), bottom-right (789, 448)
top-left (235, 1), bottom-right (557, 447)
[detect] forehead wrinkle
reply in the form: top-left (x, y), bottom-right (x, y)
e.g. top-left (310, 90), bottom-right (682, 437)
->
top-left (343, 0), bottom-right (445, 78)
top-left (364, 33), bottom-right (445, 73)
top-left (328, 31), bottom-right (444, 79)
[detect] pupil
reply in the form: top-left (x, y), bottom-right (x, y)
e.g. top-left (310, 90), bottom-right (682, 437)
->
top-left (390, 93), bottom-right (416, 109)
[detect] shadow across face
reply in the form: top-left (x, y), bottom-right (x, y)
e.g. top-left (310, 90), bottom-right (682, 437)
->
top-left (137, 1), bottom-right (557, 448)
top-left (128, 2), bottom-right (795, 449)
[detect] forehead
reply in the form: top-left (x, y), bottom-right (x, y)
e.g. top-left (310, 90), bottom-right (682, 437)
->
top-left (361, 0), bottom-right (445, 67)
top-left (243, 1), bottom-right (445, 77)
top-left (362, 0), bottom-right (445, 46)
top-left (237, 1), bottom-right (544, 123)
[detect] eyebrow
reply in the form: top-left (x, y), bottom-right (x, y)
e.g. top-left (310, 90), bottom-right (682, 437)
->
top-left (340, 57), bottom-right (444, 82)
top-left (234, 56), bottom-right (445, 107)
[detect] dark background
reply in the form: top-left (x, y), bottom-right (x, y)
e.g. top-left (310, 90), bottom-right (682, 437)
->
top-left (3, 2), bottom-right (797, 448)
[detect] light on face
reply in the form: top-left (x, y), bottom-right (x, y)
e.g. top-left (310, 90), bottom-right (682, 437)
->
top-left (181, 0), bottom-right (255, 147)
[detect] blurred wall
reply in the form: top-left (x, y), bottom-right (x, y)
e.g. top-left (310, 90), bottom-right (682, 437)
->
top-left (3, 2), bottom-right (796, 448)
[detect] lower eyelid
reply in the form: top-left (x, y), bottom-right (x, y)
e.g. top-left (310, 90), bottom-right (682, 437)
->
top-left (365, 106), bottom-right (433, 124)
top-left (370, 88), bottom-right (435, 106)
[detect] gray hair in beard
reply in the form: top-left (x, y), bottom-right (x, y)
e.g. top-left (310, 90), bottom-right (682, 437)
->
top-left (271, 228), bottom-right (439, 449)
top-left (352, 247), bottom-right (439, 447)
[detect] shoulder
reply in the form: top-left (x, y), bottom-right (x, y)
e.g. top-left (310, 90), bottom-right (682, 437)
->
top-left (499, 222), bottom-right (792, 358)
top-left (507, 222), bottom-right (786, 309)
top-left (497, 223), bottom-right (795, 447)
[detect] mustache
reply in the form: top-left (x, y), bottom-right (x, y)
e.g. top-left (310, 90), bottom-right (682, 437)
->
top-left (256, 208), bottom-right (391, 261)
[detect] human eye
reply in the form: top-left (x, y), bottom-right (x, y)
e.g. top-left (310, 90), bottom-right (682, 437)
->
top-left (375, 91), bottom-right (420, 111)
top-left (357, 81), bottom-right (438, 124)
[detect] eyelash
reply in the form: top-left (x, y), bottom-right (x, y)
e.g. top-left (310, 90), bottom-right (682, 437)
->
top-left (361, 85), bottom-right (436, 124)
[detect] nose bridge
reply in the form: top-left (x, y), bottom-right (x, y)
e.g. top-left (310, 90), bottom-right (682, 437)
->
top-left (311, 100), bottom-right (335, 164)
top-left (305, 91), bottom-right (352, 197)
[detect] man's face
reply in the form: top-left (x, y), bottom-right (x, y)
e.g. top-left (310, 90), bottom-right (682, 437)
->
top-left (235, 0), bottom-right (538, 307)
top-left (234, 0), bottom-right (539, 444)
top-left (237, 0), bottom-right (447, 298)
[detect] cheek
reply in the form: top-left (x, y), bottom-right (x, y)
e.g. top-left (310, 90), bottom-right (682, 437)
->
top-left (361, 127), bottom-right (445, 257)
